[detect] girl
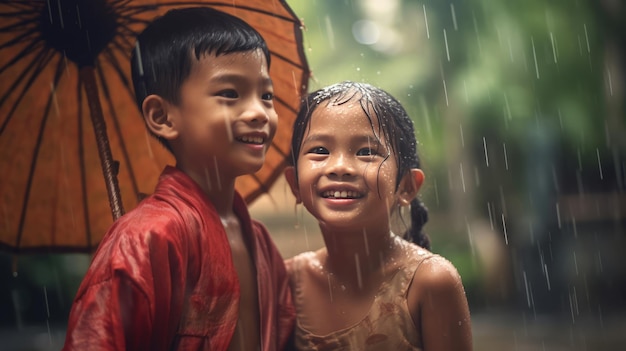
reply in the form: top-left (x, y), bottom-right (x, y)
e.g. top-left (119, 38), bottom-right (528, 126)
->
top-left (284, 81), bottom-right (472, 350)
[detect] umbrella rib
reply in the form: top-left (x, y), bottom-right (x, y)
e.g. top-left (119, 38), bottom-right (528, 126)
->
top-left (76, 75), bottom-right (93, 249)
top-left (0, 46), bottom-right (52, 135)
top-left (15, 53), bottom-right (65, 251)
top-left (0, 33), bottom-right (44, 75)
top-left (104, 45), bottom-right (135, 97)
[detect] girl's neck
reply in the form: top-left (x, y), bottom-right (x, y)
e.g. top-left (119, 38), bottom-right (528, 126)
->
top-left (320, 226), bottom-right (401, 290)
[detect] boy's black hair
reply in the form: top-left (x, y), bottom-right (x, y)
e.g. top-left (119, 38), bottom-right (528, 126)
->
top-left (130, 6), bottom-right (271, 152)
top-left (290, 81), bottom-right (431, 250)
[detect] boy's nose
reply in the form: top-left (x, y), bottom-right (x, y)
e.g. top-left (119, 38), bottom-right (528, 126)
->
top-left (241, 98), bottom-right (271, 124)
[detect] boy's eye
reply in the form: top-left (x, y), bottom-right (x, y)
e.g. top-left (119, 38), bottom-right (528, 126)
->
top-left (218, 90), bottom-right (238, 98)
top-left (262, 92), bottom-right (274, 101)
top-left (306, 146), bottom-right (329, 155)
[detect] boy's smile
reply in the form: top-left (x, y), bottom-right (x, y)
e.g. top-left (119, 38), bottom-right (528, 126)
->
top-left (164, 48), bottom-right (277, 191)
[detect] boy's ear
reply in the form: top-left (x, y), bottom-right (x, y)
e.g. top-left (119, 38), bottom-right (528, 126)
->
top-left (142, 94), bottom-right (178, 140)
top-left (284, 166), bottom-right (302, 204)
top-left (397, 169), bottom-right (425, 206)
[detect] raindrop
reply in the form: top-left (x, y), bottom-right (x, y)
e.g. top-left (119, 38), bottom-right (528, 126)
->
top-left (501, 213), bottom-right (508, 245)
top-left (422, 5), bottom-right (430, 39)
top-left (442, 79), bottom-right (449, 106)
top-left (213, 157), bottom-right (222, 190)
top-left (596, 148), bottom-right (603, 180)
top-left (483, 137), bottom-right (490, 167)
top-left (355, 254), bottom-right (363, 289)
top-left (450, 4), bottom-right (458, 31)
top-left (531, 36), bottom-right (540, 79)
top-left (44, 286), bottom-right (52, 345)
top-left (144, 130), bottom-right (155, 159)
top-left (544, 264), bottom-right (551, 291)
top-left (204, 166), bottom-right (212, 191)
top-left (47, 0), bottom-right (53, 23)
top-left (550, 32), bottom-right (558, 63)
top-left (503, 143), bottom-right (509, 170)
top-left (433, 178), bottom-right (440, 206)
top-left (551, 166), bottom-right (560, 192)
top-left (76, 5), bottom-right (83, 28)
top-left (556, 202), bottom-right (562, 229)
top-left (606, 68), bottom-right (614, 96)
top-left (324, 15), bottom-right (335, 50)
top-left (134, 42), bottom-right (144, 76)
top-left (459, 124), bottom-right (465, 147)
top-left (56, 0), bottom-right (65, 28)
top-left (327, 274), bottom-right (334, 303)
top-left (465, 216), bottom-right (475, 256)
top-left (472, 12), bottom-right (482, 55)
top-left (523, 271), bottom-right (531, 307)
top-left (504, 93), bottom-right (512, 120)
top-left (443, 29), bottom-right (450, 62)
top-left (459, 162), bottom-right (466, 193)
top-left (487, 201), bottom-right (494, 230)
top-left (573, 251), bottom-right (579, 276)
top-left (583, 23), bottom-right (590, 53)
top-left (50, 83), bottom-right (61, 120)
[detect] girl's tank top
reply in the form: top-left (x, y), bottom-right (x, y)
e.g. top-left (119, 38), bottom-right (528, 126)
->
top-left (289, 246), bottom-right (434, 350)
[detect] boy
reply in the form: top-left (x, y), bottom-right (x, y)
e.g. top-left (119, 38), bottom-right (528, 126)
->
top-left (62, 7), bottom-right (294, 351)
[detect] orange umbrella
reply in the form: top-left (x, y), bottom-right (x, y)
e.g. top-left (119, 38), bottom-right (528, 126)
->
top-left (0, 0), bottom-right (309, 254)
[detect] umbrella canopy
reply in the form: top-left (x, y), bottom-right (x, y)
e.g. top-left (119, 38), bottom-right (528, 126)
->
top-left (0, 0), bottom-right (309, 254)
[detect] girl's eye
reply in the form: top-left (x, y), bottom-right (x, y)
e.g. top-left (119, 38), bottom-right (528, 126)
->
top-left (357, 147), bottom-right (377, 156)
top-left (262, 92), bottom-right (274, 101)
top-left (218, 90), bottom-right (238, 98)
top-left (306, 146), bottom-right (329, 155)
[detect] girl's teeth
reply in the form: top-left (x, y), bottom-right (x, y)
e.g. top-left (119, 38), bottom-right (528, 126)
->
top-left (327, 190), bottom-right (356, 198)
top-left (241, 136), bottom-right (263, 144)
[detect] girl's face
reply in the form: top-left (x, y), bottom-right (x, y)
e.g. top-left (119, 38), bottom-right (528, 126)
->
top-left (288, 98), bottom-right (402, 232)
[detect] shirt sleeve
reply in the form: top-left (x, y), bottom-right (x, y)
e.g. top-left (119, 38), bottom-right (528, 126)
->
top-left (62, 218), bottom-right (187, 351)
top-left (62, 271), bottom-right (153, 350)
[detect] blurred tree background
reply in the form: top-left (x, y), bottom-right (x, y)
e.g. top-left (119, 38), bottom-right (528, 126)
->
top-left (281, 0), bottom-right (625, 316)
top-left (1, 0), bottom-right (625, 349)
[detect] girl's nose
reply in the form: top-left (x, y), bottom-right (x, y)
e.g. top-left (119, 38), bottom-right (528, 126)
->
top-left (326, 154), bottom-right (356, 179)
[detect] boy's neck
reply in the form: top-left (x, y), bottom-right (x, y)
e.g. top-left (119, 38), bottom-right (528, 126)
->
top-left (177, 164), bottom-right (236, 217)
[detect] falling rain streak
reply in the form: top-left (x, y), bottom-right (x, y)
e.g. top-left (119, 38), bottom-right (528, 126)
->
top-left (502, 143), bottom-right (509, 170)
top-left (423, 5), bottom-right (430, 39)
top-left (531, 36), bottom-right (540, 79)
top-left (501, 213), bottom-right (508, 245)
top-left (483, 137), bottom-right (489, 167)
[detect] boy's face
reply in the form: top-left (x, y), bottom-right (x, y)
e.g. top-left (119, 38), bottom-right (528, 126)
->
top-left (167, 49), bottom-right (277, 183)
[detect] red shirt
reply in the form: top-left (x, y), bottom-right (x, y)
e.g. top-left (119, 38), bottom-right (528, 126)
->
top-left (62, 166), bottom-right (295, 350)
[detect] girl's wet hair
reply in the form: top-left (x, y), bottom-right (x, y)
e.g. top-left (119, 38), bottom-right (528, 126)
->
top-left (290, 81), bottom-right (431, 250)
top-left (130, 6), bottom-right (270, 152)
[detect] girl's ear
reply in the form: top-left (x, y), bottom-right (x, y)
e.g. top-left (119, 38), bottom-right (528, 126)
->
top-left (142, 94), bottom-right (178, 140)
top-left (397, 169), bottom-right (425, 206)
top-left (284, 166), bottom-right (302, 204)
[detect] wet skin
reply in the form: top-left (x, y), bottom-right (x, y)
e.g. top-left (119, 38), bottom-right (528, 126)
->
top-left (143, 49), bottom-right (277, 351)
